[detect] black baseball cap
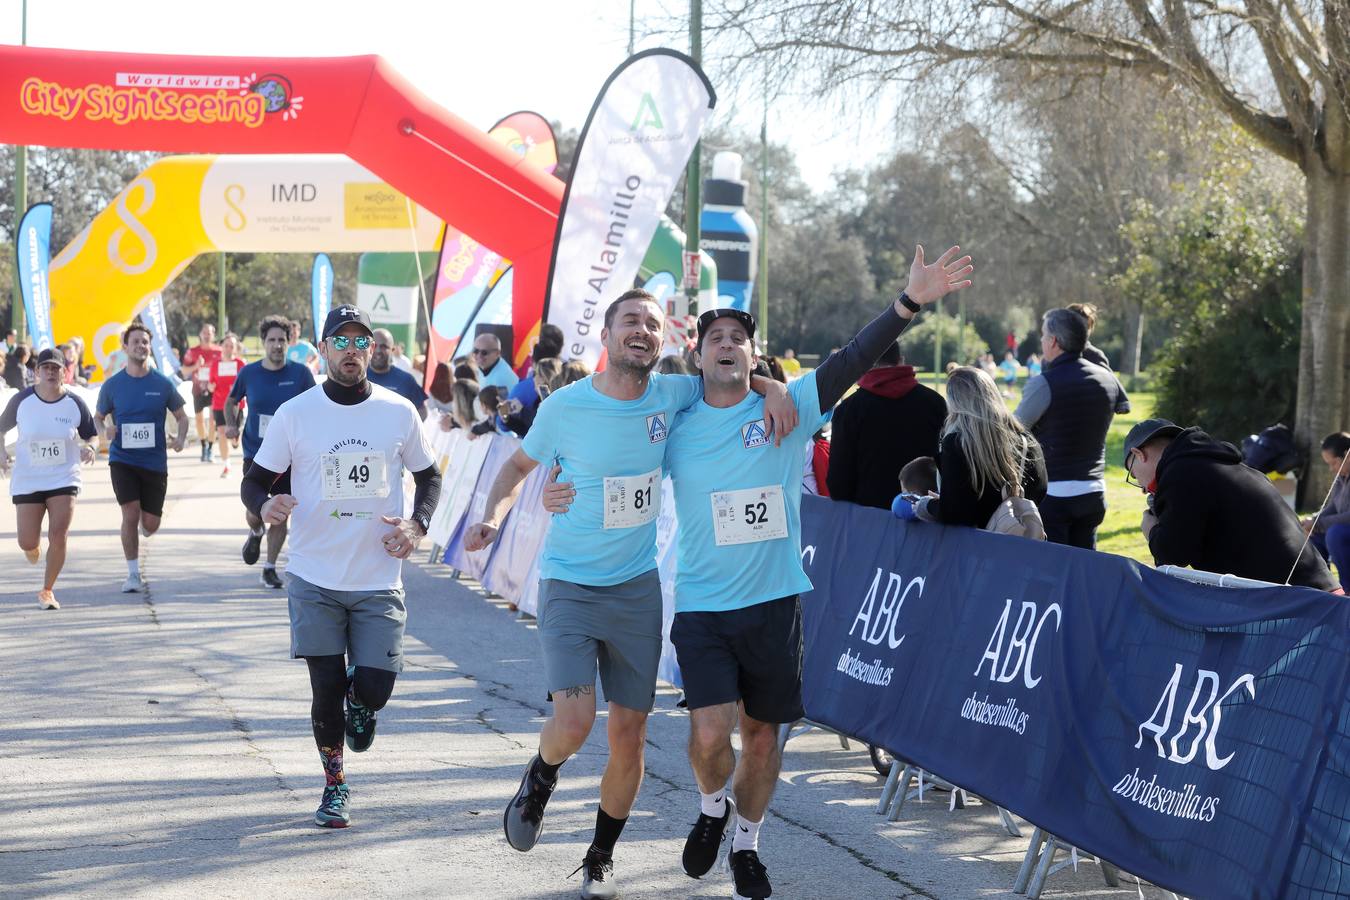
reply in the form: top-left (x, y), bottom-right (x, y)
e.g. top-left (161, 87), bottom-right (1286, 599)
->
top-left (696, 308), bottom-right (756, 348)
top-left (1123, 418), bottom-right (1185, 465)
top-left (34, 348), bottom-right (64, 368)
top-left (322, 305), bottom-right (373, 340)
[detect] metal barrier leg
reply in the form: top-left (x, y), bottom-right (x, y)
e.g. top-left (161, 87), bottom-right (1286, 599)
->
top-left (1013, 826), bottom-right (1048, 895)
top-left (427, 544), bottom-right (441, 564)
top-left (997, 806), bottom-right (1023, 838)
top-left (886, 765), bottom-right (917, 821)
top-left (876, 759), bottom-right (902, 814)
top-left (1026, 834), bottom-right (1059, 899)
top-left (1100, 861), bottom-right (1120, 887)
top-left (777, 721), bottom-right (793, 753)
top-left (838, 734), bottom-right (851, 749)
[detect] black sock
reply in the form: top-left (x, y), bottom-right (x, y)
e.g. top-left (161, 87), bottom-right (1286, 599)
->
top-left (589, 806), bottom-right (627, 857)
top-left (535, 755), bottom-right (564, 783)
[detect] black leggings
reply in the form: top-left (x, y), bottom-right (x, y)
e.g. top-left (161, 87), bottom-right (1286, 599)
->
top-left (304, 655), bottom-right (398, 747)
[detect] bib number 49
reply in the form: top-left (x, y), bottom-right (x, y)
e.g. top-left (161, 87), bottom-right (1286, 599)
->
top-left (348, 463), bottom-right (370, 485)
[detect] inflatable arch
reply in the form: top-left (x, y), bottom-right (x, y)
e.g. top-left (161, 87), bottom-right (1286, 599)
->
top-left (0, 46), bottom-right (563, 361)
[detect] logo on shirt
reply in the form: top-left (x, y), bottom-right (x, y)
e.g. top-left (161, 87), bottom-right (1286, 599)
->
top-left (741, 419), bottom-right (769, 449)
top-left (329, 509), bottom-right (373, 521)
top-left (646, 413), bottom-right (668, 443)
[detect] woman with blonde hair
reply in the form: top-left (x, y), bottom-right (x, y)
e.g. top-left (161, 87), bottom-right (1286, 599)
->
top-left (906, 366), bottom-right (1047, 527)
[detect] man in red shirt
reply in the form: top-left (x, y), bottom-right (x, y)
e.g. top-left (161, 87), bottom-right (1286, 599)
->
top-left (180, 323), bottom-right (222, 463)
top-left (208, 333), bottom-right (244, 478)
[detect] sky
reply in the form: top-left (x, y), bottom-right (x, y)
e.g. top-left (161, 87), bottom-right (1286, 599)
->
top-left (0, 0), bottom-right (893, 192)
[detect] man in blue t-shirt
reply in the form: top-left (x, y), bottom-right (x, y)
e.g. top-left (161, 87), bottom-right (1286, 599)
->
top-left (545, 245), bottom-right (974, 898)
top-left (367, 328), bottom-right (427, 419)
top-left (286, 319), bottom-right (321, 372)
top-left (96, 322), bottom-right (190, 593)
top-left (226, 315), bottom-right (317, 587)
top-left (462, 288), bottom-right (797, 897)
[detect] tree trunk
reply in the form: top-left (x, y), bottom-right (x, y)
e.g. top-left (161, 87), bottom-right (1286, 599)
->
top-left (1122, 299), bottom-right (1144, 379)
top-left (1294, 163), bottom-right (1350, 509)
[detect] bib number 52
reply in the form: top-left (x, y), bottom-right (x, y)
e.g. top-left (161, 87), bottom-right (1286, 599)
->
top-left (744, 501), bottom-right (768, 524)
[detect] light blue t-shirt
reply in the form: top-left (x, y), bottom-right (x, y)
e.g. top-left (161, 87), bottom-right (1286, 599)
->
top-left (667, 371), bottom-right (826, 613)
top-left (286, 341), bottom-right (319, 367)
top-left (96, 369), bottom-right (186, 472)
top-left (521, 372), bottom-right (702, 586)
top-left (227, 360), bottom-right (316, 458)
top-left (477, 360), bottom-right (520, 391)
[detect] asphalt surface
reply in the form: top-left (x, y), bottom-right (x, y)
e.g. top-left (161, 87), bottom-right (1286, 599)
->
top-left (0, 450), bottom-right (1180, 898)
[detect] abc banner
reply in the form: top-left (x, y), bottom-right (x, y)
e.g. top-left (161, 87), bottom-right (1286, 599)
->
top-left (797, 496), bottom-right (1350, 899)
top-left (15, 202), bottom-right (55, 352)
top-left (311, 253), bottom-right (334, 344)
top-left (543, 49), bottom-right (715, 368)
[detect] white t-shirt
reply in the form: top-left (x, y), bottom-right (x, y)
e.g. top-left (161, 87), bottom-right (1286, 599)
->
top-left (0, 388), bottom-right (98, 496)
top-left (251, 383), bottom-right (435, 591)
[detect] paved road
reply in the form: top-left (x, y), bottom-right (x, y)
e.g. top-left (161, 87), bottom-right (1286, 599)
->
top-left (0, 452), bottom-right (1174, 898)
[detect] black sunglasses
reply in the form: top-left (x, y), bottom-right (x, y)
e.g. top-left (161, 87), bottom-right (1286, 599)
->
top-left (472, 348), bottom-right (495, 356)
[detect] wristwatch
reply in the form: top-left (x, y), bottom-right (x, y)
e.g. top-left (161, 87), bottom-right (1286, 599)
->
top-left (898, 291), bottom-right (922, 315)
top-left (411, 512), bottom-right (431, 537)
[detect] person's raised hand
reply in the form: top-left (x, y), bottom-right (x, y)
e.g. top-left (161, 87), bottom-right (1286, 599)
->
top-left (899, 244), bottom-right (974, 310)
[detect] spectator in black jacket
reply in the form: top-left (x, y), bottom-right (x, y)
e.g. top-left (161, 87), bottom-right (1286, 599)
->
top-left (905, 366), bottom-right (1047, 527)
top-left (827, 342), bottom-right (946, 510)
top-left (1015, 308), bottom-right (1129, 549)
top-left (1124, 419), bottom-right (1337, 591)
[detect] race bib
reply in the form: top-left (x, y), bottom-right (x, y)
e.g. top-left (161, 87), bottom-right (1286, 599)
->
top-left (217, 360), bottom-right (238, 377)
top-left (258, 414), bottom-right (272, 438)
top-left (122, 422), bottom-right (155, 449)
top-left (29, 439), bottom-right (67, 467)
top-left (321, 451), bottom-right (389, 501)
top-left (603, 467), bottom-right (661, 529)
top-left (194, 367), bottom-right (209, 383)
top-left (710, 485), bottom-right (789, 546)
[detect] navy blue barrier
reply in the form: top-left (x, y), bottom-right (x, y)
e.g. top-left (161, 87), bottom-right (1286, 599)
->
top-left (799, 495), bottom-right (1350, 900)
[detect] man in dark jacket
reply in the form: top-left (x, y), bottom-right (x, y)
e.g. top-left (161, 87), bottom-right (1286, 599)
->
top-left (1123, 418), bottom-right (1337, 590)
top-left (1015, 308), bottom-right (1129, 549)
top-left (827, 342), bottom-right (946, 509)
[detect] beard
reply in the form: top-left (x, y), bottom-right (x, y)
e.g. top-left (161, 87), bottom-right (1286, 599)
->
top-left (610, 348), bottom-right (658, 377)
top-left (329, 362), bottom-right (364, 386)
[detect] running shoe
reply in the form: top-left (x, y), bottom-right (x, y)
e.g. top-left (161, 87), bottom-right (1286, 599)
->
top-left (260, 567), bottom-right (284, 589)
top-left (242, 529), bottom-right (263, 565)
top-left (220, 463), bottom-right (230, 479)
top-left (23, 547), bottom-right (39, 564)
top-left (682, 796), bottom-right (736, 878)
top-left (345, 666), bottom-right (377, 753)
top-left (570, 848), bottom-right (618, 899)
top-left (121, 576), bottom-right (146, 593)
top-left (199, 442), bottom-right (207, 462)
top-left (314, 783), bottom-right (351, 828)
top-left (503, 755), bottom-right (556, 851)
top-left (37, 590), bottom-right (59, 610)
top-left (730, 849), bottom-right (772, 900)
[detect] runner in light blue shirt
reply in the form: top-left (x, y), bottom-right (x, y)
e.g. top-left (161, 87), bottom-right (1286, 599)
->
top-left (547, 245), bottom-right (974, 898)
top-left (461, 288), bottom-right (797, 895)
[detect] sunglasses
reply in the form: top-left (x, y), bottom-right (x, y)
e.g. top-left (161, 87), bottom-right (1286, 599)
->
top-left (330, 335), bottom-right (372, 351)
top-left (472, 348), bottom-right (495, 356)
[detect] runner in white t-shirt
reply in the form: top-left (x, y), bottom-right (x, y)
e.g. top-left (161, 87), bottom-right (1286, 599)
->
top-left (0, 348), bottom-right (100, 609)
top-left (240, 305), bottom-right (441, 830)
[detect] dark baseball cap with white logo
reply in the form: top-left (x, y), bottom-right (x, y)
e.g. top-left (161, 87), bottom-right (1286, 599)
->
top-left (322, 305), bottom-right (373, 340)
top-left (34, 348), bottom-right (64, 368)
top-left (696, 307), bottom-right (756, 349)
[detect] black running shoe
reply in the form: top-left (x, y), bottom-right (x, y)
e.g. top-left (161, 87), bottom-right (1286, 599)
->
top-left (503, 756), bottom-right (556, 851)
top-left (682, 796), bottom-right (736, 878)
top-left (260, 567), bottom-right (283, 589)
top-left (242, 530), bottom-right (263, 566)
top-left (570, 848), bottom-right (618, 899)
top-left (344, 666), bottom-right (377, 752)
top-left (730, 849), bottom-right (772, 900)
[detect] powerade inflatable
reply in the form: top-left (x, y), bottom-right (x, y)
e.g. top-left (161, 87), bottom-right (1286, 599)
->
top-left (699, 151), bottom-right (758, 313)
top-left (0, 46), bottom-right (562, 365)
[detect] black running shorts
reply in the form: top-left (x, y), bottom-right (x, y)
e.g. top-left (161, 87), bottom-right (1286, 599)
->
top-left (109, 462), bottom-right (169, 517)
top-left (671, 594), bottom-right (805, 725)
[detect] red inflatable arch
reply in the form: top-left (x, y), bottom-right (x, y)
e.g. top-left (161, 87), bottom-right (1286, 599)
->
top-left (0, 45), bottom-right (563, 360)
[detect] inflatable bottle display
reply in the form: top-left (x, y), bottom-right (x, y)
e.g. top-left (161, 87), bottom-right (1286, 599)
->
top-left (699, 151), bottom-right (759, 313)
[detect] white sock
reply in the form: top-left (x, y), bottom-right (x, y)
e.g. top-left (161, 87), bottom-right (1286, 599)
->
top-left (263, 562), bottom-right (276, 572)
top-left (732, 814), bottom-right (762, 853)
top-left (700, 790), bottom-right (726, 818)
top-left (127, 558), bottom-right (140, 579)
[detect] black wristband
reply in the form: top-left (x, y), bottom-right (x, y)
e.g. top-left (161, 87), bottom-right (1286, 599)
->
top-left (898, 292), bottom-right (922, 315)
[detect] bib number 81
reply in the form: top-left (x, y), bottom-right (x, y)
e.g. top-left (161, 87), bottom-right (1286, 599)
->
top-left (634, 486), bottom-right (652, 510)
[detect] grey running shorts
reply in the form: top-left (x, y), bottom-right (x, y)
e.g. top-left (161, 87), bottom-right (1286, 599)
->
top-left (537, 569), bottom-right (663, 713)
top-left (287, 572), bottom-right (406, 672)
